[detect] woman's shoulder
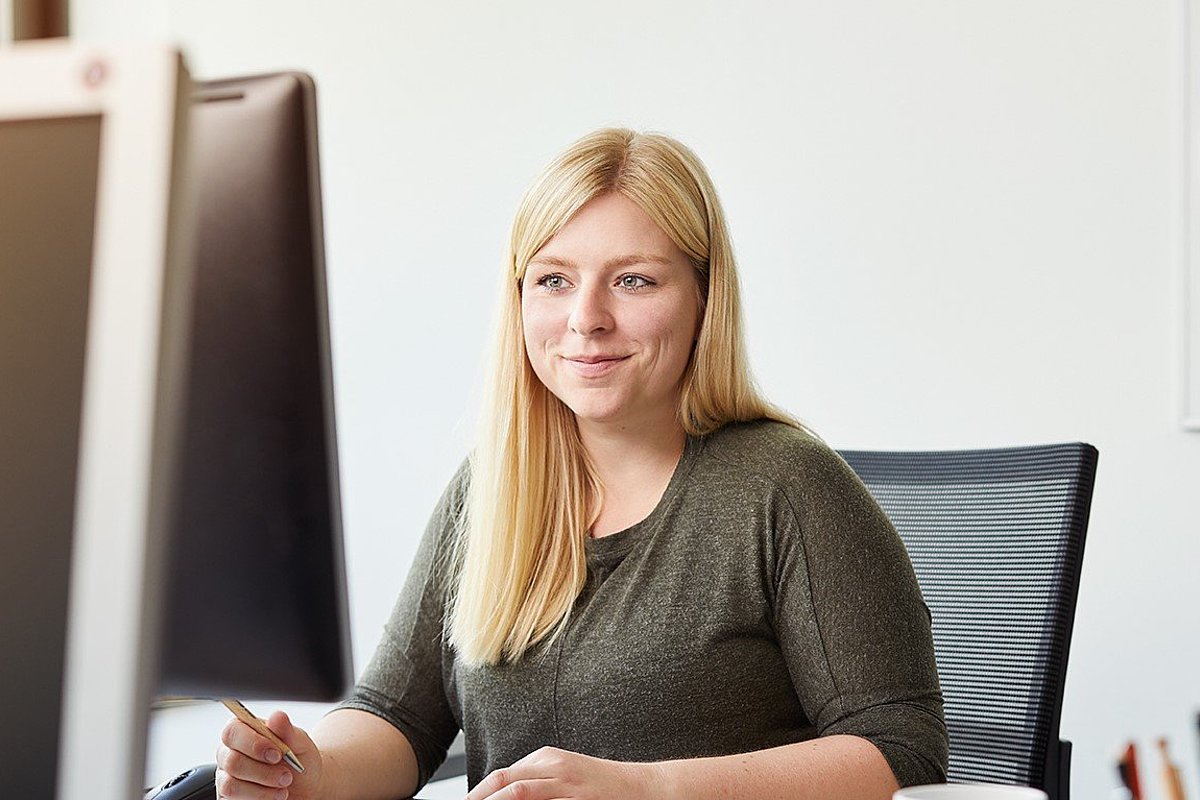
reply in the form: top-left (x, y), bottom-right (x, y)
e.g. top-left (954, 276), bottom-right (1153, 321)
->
top-left (701, 419), bottom-right (835, 468)
top-left (424, 458), bottom-right (472, 540)
top-left (695, 420), bottom-right (894, 548)
top-left (444, 457), bottom-right (472, 503)
top-left (697, 419), bottom-right (861, 497)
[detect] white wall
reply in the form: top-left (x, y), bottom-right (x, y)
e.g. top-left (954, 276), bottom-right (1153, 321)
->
top-left (75, 2), bottom-right (1200, 798)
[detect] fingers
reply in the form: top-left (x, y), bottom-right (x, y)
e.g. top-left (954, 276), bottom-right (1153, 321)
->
top-left (466, 748), bottom-right (576, 800)
top-left (216, 742), bottom-right (296, 786)
top-left (216, 719), bottom-right (297, 799)
top-left (221, 718), bottom-right (284, 765)
top-left (214, 764), bottom-right (292, 800)
top-left (463, 764), bottom-right (507, 800)
top-left (264, 710), bottom-right (317, 757)
top-left (466, 772), bottom-right (558, 800)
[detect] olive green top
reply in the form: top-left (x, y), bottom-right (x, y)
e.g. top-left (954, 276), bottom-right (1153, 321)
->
top-left (340, 420), bottom-right (948, 793)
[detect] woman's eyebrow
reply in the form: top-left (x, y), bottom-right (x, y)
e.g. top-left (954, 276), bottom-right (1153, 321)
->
top-left (528, 253), bottom-right (674, 269)
top-left (526, 255), bottom-right (574, 269)
top-left (605, 253), bottom-right (673, 269)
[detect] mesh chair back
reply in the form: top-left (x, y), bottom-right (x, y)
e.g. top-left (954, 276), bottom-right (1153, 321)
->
top-left (839, 443), bottom-right (1097, 800)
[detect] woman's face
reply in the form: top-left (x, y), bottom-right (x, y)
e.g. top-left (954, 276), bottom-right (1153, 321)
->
top-left (521, 192), bottom-right (701, 432)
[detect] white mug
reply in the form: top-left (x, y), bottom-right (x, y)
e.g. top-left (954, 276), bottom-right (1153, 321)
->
top-left (894, 786), bottom-right (1049, 800)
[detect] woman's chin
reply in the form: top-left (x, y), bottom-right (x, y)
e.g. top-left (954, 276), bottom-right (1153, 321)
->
top-left (568, 405), bottom-right (628, 427)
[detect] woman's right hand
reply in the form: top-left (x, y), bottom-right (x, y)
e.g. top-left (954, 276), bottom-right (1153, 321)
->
top-left (215, 710), bottom-right (328, 800)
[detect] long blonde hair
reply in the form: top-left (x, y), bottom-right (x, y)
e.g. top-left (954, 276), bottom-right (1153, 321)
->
top-left (448, 128), bottom-right (794, 666)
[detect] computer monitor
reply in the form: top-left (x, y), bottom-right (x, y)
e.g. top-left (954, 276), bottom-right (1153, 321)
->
top-left (0, 41), bottom-right (196, 800)
top-left (157, 71), bottom-right (352, 702)
top-left (0, 44), bottom-right (352, 799)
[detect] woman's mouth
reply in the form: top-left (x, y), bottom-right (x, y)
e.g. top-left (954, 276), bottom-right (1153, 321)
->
top-left (564, 354), bottom-right (629, 377)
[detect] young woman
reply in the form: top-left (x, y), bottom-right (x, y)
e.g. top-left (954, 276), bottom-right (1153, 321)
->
top-left (216, 129), bottom-right (948, 800)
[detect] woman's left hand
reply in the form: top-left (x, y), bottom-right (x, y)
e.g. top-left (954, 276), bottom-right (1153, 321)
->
top-left (464, 746), bottom-right (666, 800)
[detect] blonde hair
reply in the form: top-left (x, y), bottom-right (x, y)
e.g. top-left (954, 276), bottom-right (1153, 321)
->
top-left (449, 128), bottom-right (795, 666)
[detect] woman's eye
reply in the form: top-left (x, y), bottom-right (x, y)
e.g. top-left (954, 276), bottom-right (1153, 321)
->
top-left (619, 274), bottom-right (652, 290)
top-left (536, 274), bottom-right (567, 291)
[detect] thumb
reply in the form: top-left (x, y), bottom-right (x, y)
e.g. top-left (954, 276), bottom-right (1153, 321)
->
top-left (265, 710), bottom-right (318, 758)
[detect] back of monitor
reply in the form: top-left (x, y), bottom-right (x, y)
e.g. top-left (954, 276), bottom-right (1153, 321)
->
top-left (157, 71), bottom-right (352, 702)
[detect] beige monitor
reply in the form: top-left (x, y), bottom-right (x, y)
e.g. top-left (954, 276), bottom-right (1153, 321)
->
top-left (0, 40), bottom-right (195, 799)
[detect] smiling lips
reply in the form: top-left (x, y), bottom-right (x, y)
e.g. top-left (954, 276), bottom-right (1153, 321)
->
top-left (564, 354), bottom-right (630, 377)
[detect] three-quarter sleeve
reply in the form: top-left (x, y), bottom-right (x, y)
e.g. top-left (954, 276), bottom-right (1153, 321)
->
top-left (770, 440), bottom-right (949, 788)
top-left (336, 464), bottom-right (467, 792)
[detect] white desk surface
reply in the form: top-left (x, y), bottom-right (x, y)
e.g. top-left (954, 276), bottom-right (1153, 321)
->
top-left (146, 701), bottom-right (467, 799)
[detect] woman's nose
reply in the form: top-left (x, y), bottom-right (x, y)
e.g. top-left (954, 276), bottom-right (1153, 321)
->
top-left (567, 284), bottom-right (613, 336)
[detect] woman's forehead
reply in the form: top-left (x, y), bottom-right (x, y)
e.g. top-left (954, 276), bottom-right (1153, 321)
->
top-left (531, 193), bottom-right (684, 267)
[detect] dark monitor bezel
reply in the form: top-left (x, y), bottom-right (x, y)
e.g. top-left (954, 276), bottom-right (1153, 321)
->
top-left (157, 71), bottom-right (352, 702)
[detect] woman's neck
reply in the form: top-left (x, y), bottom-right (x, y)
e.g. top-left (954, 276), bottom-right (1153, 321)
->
top-left (577, 415), bottom-right (687, 538)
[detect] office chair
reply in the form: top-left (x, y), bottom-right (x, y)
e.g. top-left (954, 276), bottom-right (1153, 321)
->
top-left (839, 443), bottom-right (1097, 800)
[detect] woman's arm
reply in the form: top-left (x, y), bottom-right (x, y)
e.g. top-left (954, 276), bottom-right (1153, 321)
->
top-left (654, 734), bottom-right (898, 800)
top-left (312, 709), bottom-right (423, 800)
top-left (464, 735), bottom-right (898, 800)
top-left (323, 464), bottom-right (469, 797)
top-left (216, 708), bottom-right (421, 800)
